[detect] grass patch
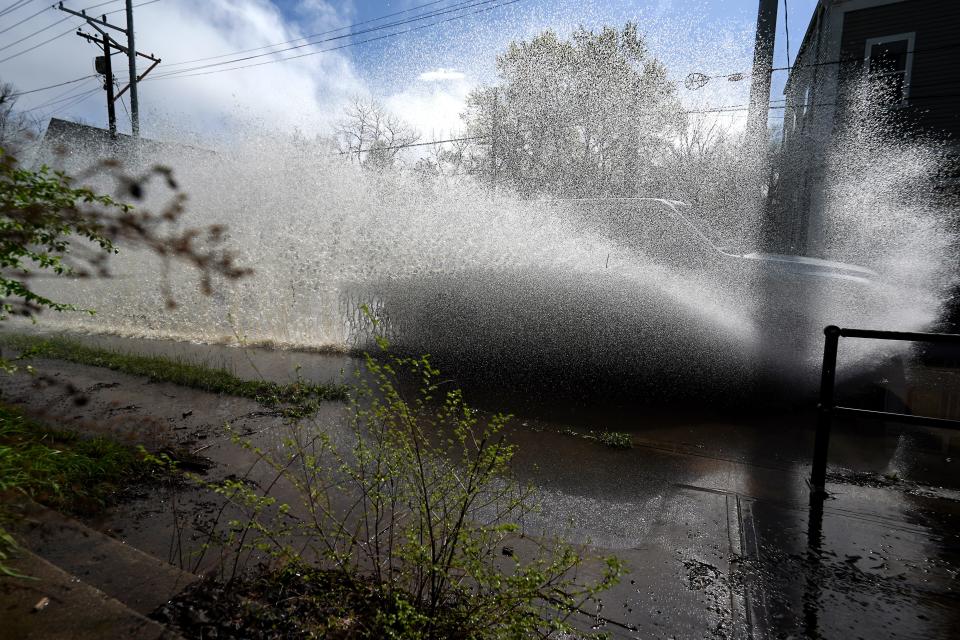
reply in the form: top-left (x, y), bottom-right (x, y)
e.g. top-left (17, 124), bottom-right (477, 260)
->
top-left (0, 402), bottom-right (161, 575)
top-left (594, 430), bottom-right (633, 449)
top-left (0, 333), bottom-right (348, 415)
top-left (0, 403), bottom-right (154, 515)
top-left (553, 426), bottom-right (633, 449)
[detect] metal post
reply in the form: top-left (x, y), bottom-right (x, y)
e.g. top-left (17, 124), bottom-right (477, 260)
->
top-left (810, 325), bottom-right (840, 496)
top-left (746, 0), bottom-right (779, 147)
top-left (125, 0), bottom-right (138, 137)
top-left (102, 34), bottom-right (117, 139)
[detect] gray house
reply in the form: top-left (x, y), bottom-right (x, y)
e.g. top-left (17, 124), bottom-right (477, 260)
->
top-left (34, 118), bottom-right (213, 173)
top-left (768, 0), bottom-right (960, 255)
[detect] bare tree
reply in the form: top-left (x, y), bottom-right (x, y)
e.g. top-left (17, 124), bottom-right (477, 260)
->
top-left (411, 134), bottom-right (476, 185)
top-left (655, 116), bottom-right (760, 245)
top-left (0, 83), bottom-right (41, 157)
top-left (335, 97), bottom-right (419, 171)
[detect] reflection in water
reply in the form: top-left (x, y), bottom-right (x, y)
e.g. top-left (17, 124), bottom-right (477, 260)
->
top-left (744, 484), bottom-right (960, 640)
top-left (804, 495), bottom-right (826, 640)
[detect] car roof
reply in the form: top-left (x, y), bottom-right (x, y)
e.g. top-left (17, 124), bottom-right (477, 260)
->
top-left (534, 197), bottom-right (690, 208)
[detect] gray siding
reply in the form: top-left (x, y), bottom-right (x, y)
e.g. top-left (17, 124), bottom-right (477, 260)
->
top-left (839, 0), bottom-right (960, 141)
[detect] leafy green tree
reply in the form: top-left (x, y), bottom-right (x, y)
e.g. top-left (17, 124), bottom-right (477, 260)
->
top-left (336, 97), bottom-right (420, 172)
top-left (462, 23), bottom-right (684, 197)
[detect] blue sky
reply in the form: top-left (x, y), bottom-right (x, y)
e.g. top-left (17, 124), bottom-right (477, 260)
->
top-left (274, 0), bottom-right (818, 100)
top-left (0, 0), bottom-right (821, 141)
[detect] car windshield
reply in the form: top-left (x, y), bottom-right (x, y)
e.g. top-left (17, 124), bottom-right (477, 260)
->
top-left (678, 205), bottom-right (752, 254)
top-left (537, 199), bottom-right (717, 266)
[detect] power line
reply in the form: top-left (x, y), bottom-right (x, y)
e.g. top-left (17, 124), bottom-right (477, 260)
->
top-left (0, 25), bottom-right (74, 62)
top-left (119, 91), bottom-right (130, 124)
top-left (686, 84), bottom-right (960, 115)
top-left (0, 1), bottom-right (121, 60)
top-left (24, 81), bottom-right (99, 114)
top-left (772, 42), bottom-right (960, 74)
top-left (11, 74), bottom-right (95, 96)
top-left (37, 90), bottom-right (101, 120)
top-left (0, 0), bottom-right (35, 19)
top-left (40, 84), bottom-right (100, 119)
top-left (82, 0), bottom-right (123, 10)
top-left (149, 0), bottom-right (511, 80)
top-left (104, 0), bottom-right (158, 17)
top-left (23, 78), bottom-right (98, 110)
top-left (686, 42), bottom-right (960, 94)
top-left (147, 0), bottom-right (519, 78)
top-left (148, 0), bottom-right (524, 82)
top-left (23, 79), bottom-right (98, 111)
top-left (161, 0), bottom-right (454, 69)
top-left (336, 135), bottom-right (486, 156)
top-left (0, 1), bottom-right (120, 48)
top-left (0, 5), bottom-right (48, 37)
top-left (0, 16), bottom-right (68, 52)
top-left (777, 92), bottom-right (960, 110)
top-left (368, 88), bottom-right (960, 152)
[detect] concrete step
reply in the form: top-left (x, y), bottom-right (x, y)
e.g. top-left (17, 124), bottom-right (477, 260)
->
top-left (10, 499), bottom-right (198, 617)
top-left (0, 549), bottom-right (180, 640)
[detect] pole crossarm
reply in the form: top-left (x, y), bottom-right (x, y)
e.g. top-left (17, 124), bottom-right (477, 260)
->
top-left (113, 58), bottom-right (158, 100)
top-left (74, 30), bottom-right (160, 62)
top-left (57, 2), bottom-right (128, 35)
top-left (75, 29), bottom-right (160, 104)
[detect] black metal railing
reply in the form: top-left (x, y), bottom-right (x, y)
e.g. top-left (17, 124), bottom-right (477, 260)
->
top-left (811, 325), bottom-right (960, 497)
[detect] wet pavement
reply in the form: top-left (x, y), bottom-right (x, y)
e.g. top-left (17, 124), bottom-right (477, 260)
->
top-left (1, 330), bottom-right (958, 638)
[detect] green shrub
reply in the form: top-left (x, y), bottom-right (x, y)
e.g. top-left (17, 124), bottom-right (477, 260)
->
top-left (188, 349), bottom-right (621, 638)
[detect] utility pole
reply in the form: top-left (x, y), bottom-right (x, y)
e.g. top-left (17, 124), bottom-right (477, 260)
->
top-left (746, 0), bottom-right (779, 147)
top-left (125, 0), bottom-right (138, 137)
top-left (98, 34), bottom-right (116, 137)
top-left (59, 2), bottom-right (160, 138)
top-left (490, 88), bottom-right (498, 190)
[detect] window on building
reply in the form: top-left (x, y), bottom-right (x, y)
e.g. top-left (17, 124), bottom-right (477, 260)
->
top-left (864, 33), bottom-right (914, 107)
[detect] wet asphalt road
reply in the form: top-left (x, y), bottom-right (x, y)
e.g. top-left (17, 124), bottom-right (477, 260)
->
top-left (2, 330), bottom-right (958, 638)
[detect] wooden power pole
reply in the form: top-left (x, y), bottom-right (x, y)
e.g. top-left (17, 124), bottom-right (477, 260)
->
top-left (746, 0), bottom-right (779, 147)
top-left (97, 34), bottom-right (116, 137)
top-left (490, 87), bottom-right (498, 190)
top-left (125, 0), bottom-right (139, 137)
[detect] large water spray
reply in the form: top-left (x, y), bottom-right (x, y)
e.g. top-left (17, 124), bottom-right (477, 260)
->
top-left (23, 113), bottom-right (955, 406)
top-left (16, 14), bottom-right (956, 408)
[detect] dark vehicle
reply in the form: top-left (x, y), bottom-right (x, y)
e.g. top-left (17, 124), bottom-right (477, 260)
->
top-left (545, 197), bottom-right (878, 284)
top-left (345, 197), bottom-right (886, 403)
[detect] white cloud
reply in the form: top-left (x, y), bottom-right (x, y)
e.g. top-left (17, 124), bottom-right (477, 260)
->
top-left (2, 0), bottom-right (366, 141)
top-left (417, 68), bottom-right (466, 82)
top-left (385, 75), bottom-right (474, 139)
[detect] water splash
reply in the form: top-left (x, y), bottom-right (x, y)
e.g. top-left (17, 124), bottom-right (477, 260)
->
top-left (23, 43), bottom-right (957, 405)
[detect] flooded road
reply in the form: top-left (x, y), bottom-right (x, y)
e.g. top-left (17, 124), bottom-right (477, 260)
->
top-left (2, 327), bottom-right (958, 638)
